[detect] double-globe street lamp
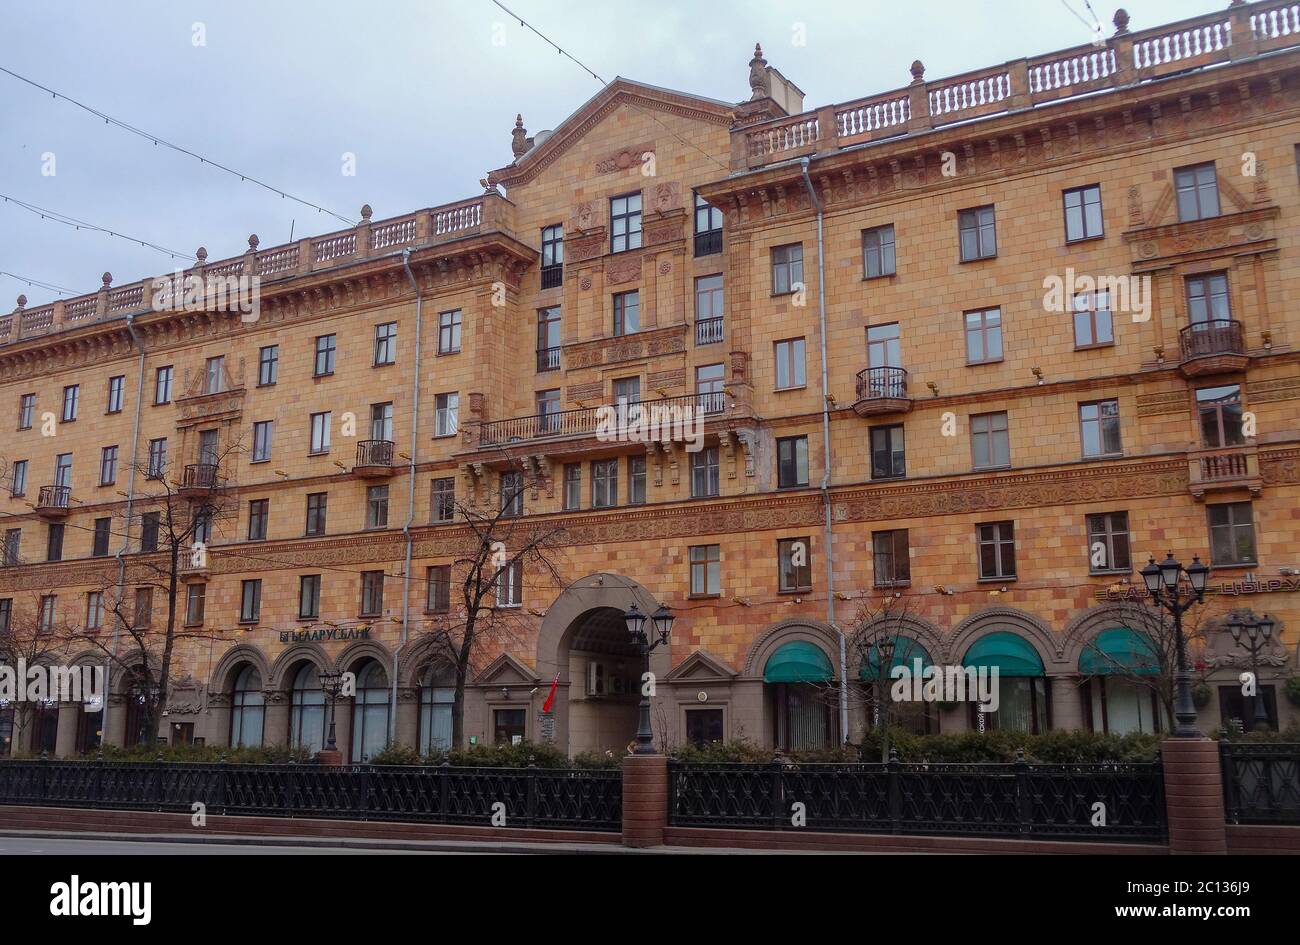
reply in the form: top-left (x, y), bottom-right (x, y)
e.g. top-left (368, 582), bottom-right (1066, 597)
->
top-left (1227, 613), bottom-right (1276, 732)
top-left (624, 603), bottom-right (675, 754)
top-left (1140, 551), bottom-right (1210, 738)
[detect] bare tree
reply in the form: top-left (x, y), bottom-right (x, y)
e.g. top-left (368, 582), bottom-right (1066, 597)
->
top-left (0, 594), bottom-right (77, 755)
top-left (412, 464), bottom-right (568, 748)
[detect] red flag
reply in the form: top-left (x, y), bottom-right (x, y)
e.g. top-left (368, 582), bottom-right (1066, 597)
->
top-left (541, 673), bottom-right (560, 713)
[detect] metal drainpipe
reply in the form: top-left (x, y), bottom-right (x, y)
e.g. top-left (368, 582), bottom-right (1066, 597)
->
top-left (800, 157), bottom-right (849, 744)
top-left (392, 249), bottom-right (423, 742)
top-left (108, 311), bottom-right (147, 745)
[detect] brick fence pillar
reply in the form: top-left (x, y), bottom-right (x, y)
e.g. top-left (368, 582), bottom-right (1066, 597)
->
top-left (1161, 738), bottom-right (1228, 854)
top-left (622, 753), bottom-right (668, 848)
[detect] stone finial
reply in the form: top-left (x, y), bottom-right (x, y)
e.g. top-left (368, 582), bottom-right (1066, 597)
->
top-left (910, 60), bottom-right (926, 84)
top-left (511, 114), bottom-right (529, 159)
top-left (196, 247), bottom-right (208, 263)
top-left (360, 203), bottom-right (373, 221)
top-left (248, 234), bottom-right (259, 250)
top-left (101, 272), bottom-right (112, 287)
top-left (748, 42), bottom-right (770, 101)
top-left (16, 294), bottom-right (26, 310)
top-left (1113, 8), bottom-right (1130, 34)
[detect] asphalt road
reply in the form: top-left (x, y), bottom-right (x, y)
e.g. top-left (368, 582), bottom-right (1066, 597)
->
top-left (0, 836), bottom-right (475, 855)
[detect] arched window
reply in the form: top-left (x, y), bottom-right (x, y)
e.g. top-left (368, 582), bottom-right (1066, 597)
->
top-left (763, 640), bottom-right (837, 751)
top-left (351, 661), bottom-right (390, 762)
top-left (419, 665), bottom-right (455, 754)
top-left (229, 664), bottom-right (265, 747)
top-left (963, 631), bottom-right (1048, 733)
top-left (289, 663), bottom-right (325, 753)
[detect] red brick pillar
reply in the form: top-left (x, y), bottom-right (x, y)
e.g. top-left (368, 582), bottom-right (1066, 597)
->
top-left (622, 754), bottom-right (668, 848)
top-left (1161, 738), bottom-right (1227, 854)
top-left (315, 749), bottom-right (344, 766)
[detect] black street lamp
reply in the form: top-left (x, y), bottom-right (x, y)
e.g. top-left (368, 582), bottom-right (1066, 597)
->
top-left (1141, 551), bottom-right (1210, 738)
top-left (1227, 613), bottom-right (1275, 732)
top-left (318, 670), bottom-right (345, 752)
top-left (625, 603), bottom-right (674, 754)
top-left (871, 635), bottom-right (897, 728)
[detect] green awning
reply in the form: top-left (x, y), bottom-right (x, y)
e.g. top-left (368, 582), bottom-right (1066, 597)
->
top-left (963, 631), bottom-right (1044, 677)
top-left (860, 635), bottom-right (932, 680)
top-left (1080, 627), bottom-right (1160, 676)
top-left (764, 641), bottom-right (834, 683)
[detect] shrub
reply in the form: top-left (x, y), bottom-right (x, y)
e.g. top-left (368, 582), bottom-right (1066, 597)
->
top-left (1285, 676), bottom-right (1300, 708)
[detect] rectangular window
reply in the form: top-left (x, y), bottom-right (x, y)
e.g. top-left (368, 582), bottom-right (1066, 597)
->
top-left (1186, 272), bottom-right (1231, 326)
top-left (0, 599), bottom-right (9, 634)
top-left (309, 412), bottom-right (331, 454)
top-left (866, 322), bottom-right (902, 371)
top-left (863, 224), bottom-right (896, 278)
top-left (1073, 290), bottom-right (1113, 348)
top-left (370, 402), bottom-right (393, 442)
top-left (366, 485), bottom-right (390, 529)
top-left (873, 529), bottom-right (911, 587)
top-left (536, 389), bottom-right (561, 434)
top-left (252, 420), bottom-right (273, 462)
top-left (435, 393), bottom-right (459, 437)
top-left (610, 192), bottom-right (642, 253)
top-left (964, 307), bottom-right (1003, 364)
top-left (193, 507), bottom-right (212, 545)
top-left (140, 512), bottom-right (160, 553)
top-left (691, 447), bottom-right (720, 498)
top-left (592, 459), bottom-right (618, 509)
top-left (494, 707), bottom-right (527, 745)
top-left (970, 411), bottom-right (1010, 469)
top-left (305, 492), bottom-right (328, 536)
top-left (92, 518), bottom-right (111, 557)
top-left (154, 366), bottom-right (173, 404)
top-left (437, 311), bottom-right (462, 355)
top-left (2, 529), bottom-right (20, 567)
top-left (977, 521), bottom-right (1017, 580)
top-left (778, 537), bottom-right (812, 592)
top-left (38, 595), bottom-right (56, 634)
top-left (247, 498), bottom-right (269, 541)
top-left (1198, 385), bottom-right (1245, 447)
top-left (541, 224), bottom-right (564, 288)
top-left (1063, 184), bottom-right (1104, 242)
top-left (147, 438), bottom-right (167, 479)
top-left (777, 436), bottom-right (809, 488)
top-left (299, 575), bottom-right (321, 619)
top-left (85, 592), bottom-right (104, 632)
top-left (204, 356), bottom-right (225, 394)
top-left (1175, 162), bottom-right (1220, 222)
top-left (495, 560), bottom-right (522, 608)
top-left (1087, 512), bottom-right (1131, 574)
top-left (18, 393), bottom-right (35, 429)
top-left (771, 243), bottom-right (803, 295)
top-left (240, 579), bottom-right (262, 623)
top-left (1079, 399), bottom-right (1122, 457)
top-left (1208, 502), bottom-right (1256, 566)
top-left (374, 321), bottom-right (397, 365)
top-left (99, 446), bottom-right (118, 486)
top-left (47, 523), bottom-right (64, 562)
top-left (500, 471), bottom-right (524, 518)
top-left (694, 192), bottom-right (724, 257)
top-left (133, 587), bottom-right (152, 629)
top-left (563, 463), bottom-right (581, 511)
top-left (314, 334), bottom-right (336, 376)
top-left (685, 707), bottom-right (724, 747)
top-left (106, 375), bottom-right (125, 414)
top-left (870, 424), bottom-right (906, 480)
top-left (258, 345), bottom-right (279, 386)
top-left (774, 338), bottom-right (806, 390)
top-left (185, 584), bottom-right (205, 626)
top-left (360, 570), bottom-right (385, 616)
top-left (537, 306), bottom-right (561, 372)
top-left (959, 205), bottom-right (997, 261)
top-left (629, 455), bottom-right (646, 505)
top-left (426, 565), bottom-right (451, 613)
top-left (54, 453), bottom-right (72, 489)
top-left (613, 290), bottom-right (640, 336)
top-left (61, 385), bottom-right (79, 422)
top-left (696, 363), bottom-right (725, 415)
top-left (10, 459), bottom-right (26, 497)
top-left (431, 478), bottom-right (455, 522)
top-left (695, 274), bottom-right (724, 345)
top-left (689, 544), bottom-right (721, 596)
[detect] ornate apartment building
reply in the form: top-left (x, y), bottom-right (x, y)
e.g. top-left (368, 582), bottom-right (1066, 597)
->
top-left (2, 1), bottom-right (1299, 760)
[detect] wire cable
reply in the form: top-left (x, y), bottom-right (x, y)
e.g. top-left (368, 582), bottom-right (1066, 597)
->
top-left (0, 193), bottom-right (195, 260)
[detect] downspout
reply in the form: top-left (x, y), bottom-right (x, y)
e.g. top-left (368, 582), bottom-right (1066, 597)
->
top-left (108, 311), bottom-right (147, 746)
top-left (799, 157), bottom-right (849, 744)
top-left (392, 249), bottom-right (423, 742)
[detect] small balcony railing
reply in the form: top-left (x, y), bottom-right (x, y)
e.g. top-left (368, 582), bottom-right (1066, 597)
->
top-left (694, 230), bottom-right (723, 257)
top-left (181, 463), bottom-right (219, 491)
top-left (1180, 320), bottom-right (1245, 360)
top-left (1199, 450), bottom-right (1250, 482)
top-left (856, 366), bottom-right (908, 400)
top-left (356, 439), bottom-right (394, 468)
top-left (36, 485), bottom-right (71, 513)
top-left (536, 346), bottom-right (561, 372)
top-left (478, 392), bottom-right (727, 447)
top-left (540, 264), bottom-right (563, 290)
top-left (695, 317), bottom-right (724, 346)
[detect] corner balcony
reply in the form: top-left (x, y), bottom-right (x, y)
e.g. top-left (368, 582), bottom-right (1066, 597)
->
top-left (1187, 446), bottom-right (1261, 501)
top-left (35, 485), bottom-right (71, 519)
top-left (477, 393), bottom-right (728, 449)
top-left (353, 440), bottom-right (396, 478)
top-left (1179, 320), bottom-right (1248, 379)
top-left (178, 463), bottom-right (223, 498)
top-left (852, 367), bottom-right (912, 416)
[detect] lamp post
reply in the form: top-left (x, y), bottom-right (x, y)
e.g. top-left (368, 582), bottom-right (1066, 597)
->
top-left (1140, 551), bottom-right (1210, 738)
top-left (871, 635), bottom-right (897, 728)
top-left (318, 670), bottom-right (345, 752)
top-left (1227, 613), bottom-right (1275, 731)
top-left (625, 603), bottom-right (675, 754)
top-left (128, 681), bottom-right (160, 746)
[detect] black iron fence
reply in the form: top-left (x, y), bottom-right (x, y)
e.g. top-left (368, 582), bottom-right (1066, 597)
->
top-left (0, 760), bottom-right (622, 832)
top-left (669, 755), bottom-right (1166, 842)
top-left (1220, 742), bottom-right (1300, 825)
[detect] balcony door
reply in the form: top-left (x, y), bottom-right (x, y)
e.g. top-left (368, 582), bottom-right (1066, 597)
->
top-left (370, 403), bottom-right (393, 442)
top-left (198, 429), bottom-right (219, 466)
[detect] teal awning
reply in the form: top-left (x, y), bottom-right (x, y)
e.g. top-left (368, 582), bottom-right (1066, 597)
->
top-left (764, 641), bottom-right (834, 683)
top-left (1080, 627), bottom-right (1160, 676)
top-left (963, 631), bottom-right (1044, 677)
top-left (860, 635), bottom-right (932, 680)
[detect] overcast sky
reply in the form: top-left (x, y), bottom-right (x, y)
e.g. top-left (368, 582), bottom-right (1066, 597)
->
top-left (2, 0), bottom-right (1213, 307)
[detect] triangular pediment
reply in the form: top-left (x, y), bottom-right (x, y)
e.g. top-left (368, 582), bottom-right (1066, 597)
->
top-left (665, 649), bottom-right (739, 682)
top-left (473, 652), bottom-right (539, 686)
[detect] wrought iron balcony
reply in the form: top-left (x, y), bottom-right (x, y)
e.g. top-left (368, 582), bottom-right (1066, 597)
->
top-left (353, 439), bottom-right (396, 477)
top-left (1178, 319), bottom-right (1248, 378)
top-left (694, 229), bottom-right (723, 257)
top-left (695, 316), bottom-right (724, 346)
top-left (478, 392), bottom-right (727, 447)
top-left (35, 485), bottom-right (71, 518)
top-left (852, 366), bottom-right (912, 416)
top-left (540, 264), bottom-right (563, 290)
top-left (536, 346), bottom-right (561, 372)
top-left (179, 463), bottom-right (220, 497)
